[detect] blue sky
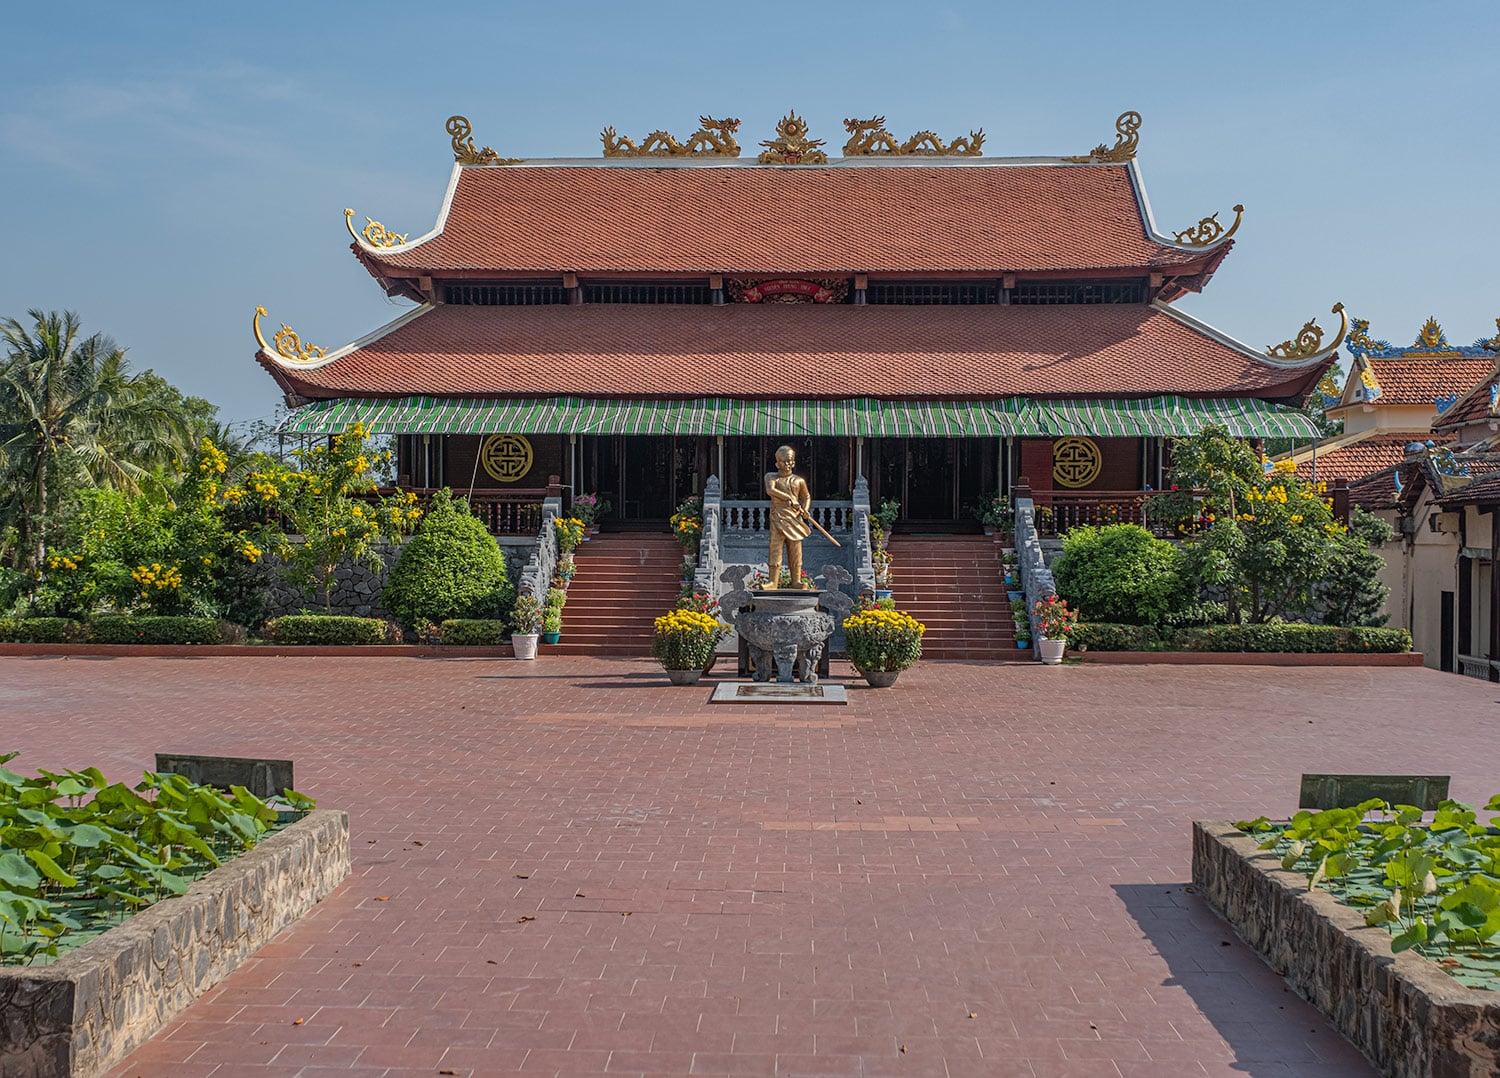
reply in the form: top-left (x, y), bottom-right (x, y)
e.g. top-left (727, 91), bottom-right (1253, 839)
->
top-left (2, 1), bottom-right (1497, 432)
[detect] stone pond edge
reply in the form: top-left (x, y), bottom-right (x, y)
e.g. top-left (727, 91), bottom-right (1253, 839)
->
top-left (0, 808), bottom-right (350, 1078)
top-left (1191, 820), bottom-right (1499, 1078)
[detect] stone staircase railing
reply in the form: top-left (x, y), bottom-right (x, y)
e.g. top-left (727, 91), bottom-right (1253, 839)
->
top-left (693, 475), bottom-right (725, 599)
top-left (517, 495), bottom-right (563, 603)
top-left (851, 475), bottom-right (876, 594)
top-left (719, 500), bottom-right (856, 536)
top-left (1015, 496), bottom-right (1056, 653)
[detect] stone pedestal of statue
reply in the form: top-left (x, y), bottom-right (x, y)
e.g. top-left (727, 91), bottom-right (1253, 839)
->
top-left (736, 590), bottom-right (835, 685)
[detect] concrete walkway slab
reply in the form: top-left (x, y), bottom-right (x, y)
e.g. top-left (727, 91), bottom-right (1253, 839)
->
top-left (4, 656), bottom-right (1490, 1077)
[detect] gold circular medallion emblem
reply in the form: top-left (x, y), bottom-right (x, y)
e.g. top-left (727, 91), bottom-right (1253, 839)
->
top-left (480, 434), bottom-right (534, 483)
top-left (1052, 437), bottom-right (1102, 489)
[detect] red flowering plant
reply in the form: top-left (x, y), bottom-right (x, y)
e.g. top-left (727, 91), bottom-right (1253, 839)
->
top-left (1032, 595), bottom-right (1080, 640)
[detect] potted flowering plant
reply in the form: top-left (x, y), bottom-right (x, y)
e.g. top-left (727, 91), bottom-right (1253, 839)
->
top-left (652, 608), bottom-right (725, 685)
top-left (1032, 595), bottom-right (1079, 665)
top-left (1012, 604), bottom-right (1031, 650)
top-left (509, 594), bottom-right (542, 659)
top-left (541, 587), bottom-right (566, 644)
top-left (553, 516), bottom-right (585, 555)
top-left (676, 589), bottom-right (729, 671)
top-left (842, 608), bottom-right (925, 688)
top-left (670, 495), bottom-right (703, 558)
top-left (972, 493), bottom-right (1015, 540)
top-left (572, 492), bottom-right (611, 535)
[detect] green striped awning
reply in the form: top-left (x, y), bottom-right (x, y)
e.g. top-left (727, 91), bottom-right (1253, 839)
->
top-left (279, 395), bottom-right (1322, 440)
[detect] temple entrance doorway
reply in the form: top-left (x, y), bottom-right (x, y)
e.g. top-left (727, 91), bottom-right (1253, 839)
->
top-left (871, 438), bottom-right (994, 530)
top-left (592, 437), bottom-right (699, 527)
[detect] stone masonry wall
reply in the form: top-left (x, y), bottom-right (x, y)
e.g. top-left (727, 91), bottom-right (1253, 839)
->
top-left (0, 810), bottom-right (350, 1078)
top-left (1192, 821), bottom-right (1500, 1077)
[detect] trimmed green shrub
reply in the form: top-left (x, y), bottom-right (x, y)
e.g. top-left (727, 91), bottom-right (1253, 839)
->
top-left (265, 615), bottom-right (388, 645)
top-left (89, 616), bottom-right (221, 645)
top-left (439, 619), bottom-right (509, 646)
top-left (1068, 622), bottom-right (1162, 651)
top-left (1053, 523), bottom-right (1185, 625)
top-left (1170, 623), bottom-right (1411, 653)
top-left (382, 489), bottom-right (513, 629)
top-left (0, 617), bottom-right (83, 643)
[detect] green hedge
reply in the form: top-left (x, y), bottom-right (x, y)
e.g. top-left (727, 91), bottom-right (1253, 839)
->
top-left (1067, 623), bottom-right (1162, 651)
top-left (1066, 621), bottom-right (1413, 654)
top-left (1168, 624), bottom-right (1412, 654)
top-left (0, 617), bottom-right (84, 643)
top-left (89, 616), bottom-right (221, 645)
top-left (264, 615), bottom-right (390, 646)
top-left (439, 619), bottom-right (509, 646)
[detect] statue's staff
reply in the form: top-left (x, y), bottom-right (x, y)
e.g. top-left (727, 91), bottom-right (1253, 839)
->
top-left (796, 505), bottom-right (842, 547)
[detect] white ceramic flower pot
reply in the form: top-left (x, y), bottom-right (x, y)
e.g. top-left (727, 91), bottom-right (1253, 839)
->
top-left (1038, 637), bottom-right (1066, 665)
top-left (512, 633), bottom-right (539, 660)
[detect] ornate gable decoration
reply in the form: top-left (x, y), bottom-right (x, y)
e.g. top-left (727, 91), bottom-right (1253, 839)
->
top-left (601, 116), bottom-right (742, 157)
top-left (1346, 315), bottom-right (1500, 360)
top-left (727, 277), bottom-right (849, 304)
top-left (446, 115), bottom-right (521, 166)
top-left (344, 208), bottom-right (406, 248)
top-left (1267, 302), bottom-right (1347, 360)
top-left (1172, 205), bottom-right (1244, 247)
top-left (1064, 111), bottom-right (1141, 164)
top-left (840, 117), bottom-right (984, 157)
top-left (253, 306), bottom-right (326, 364)
top-left (758, 111), bottom-right (828, 165)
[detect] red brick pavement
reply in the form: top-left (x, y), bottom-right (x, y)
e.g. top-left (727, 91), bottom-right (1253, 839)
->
top-left (6, 656), bottom-right (1491, 1077)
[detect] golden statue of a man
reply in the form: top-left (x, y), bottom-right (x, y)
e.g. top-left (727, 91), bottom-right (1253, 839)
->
top-left (765, 445), bottom-right (812, 589)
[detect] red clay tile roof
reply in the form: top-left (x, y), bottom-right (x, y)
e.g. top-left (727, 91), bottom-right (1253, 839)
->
top-left (1432, 368), bottom-right (1500, 429)
top-left (357, 162), bottom-right (1222, 277)
top-left (1360, 356), bottom-right (1494, 407)
top-left (260, 302), bottom-right (1328, 403)
top-left (1294, 433), bottom-right (1450, 484)
top-left (1346, 467), bottom-right (1399, 511)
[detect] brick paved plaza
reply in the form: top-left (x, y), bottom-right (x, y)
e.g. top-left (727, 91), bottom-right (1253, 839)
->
top-left (4, 656), bottom-right (1492, 1077)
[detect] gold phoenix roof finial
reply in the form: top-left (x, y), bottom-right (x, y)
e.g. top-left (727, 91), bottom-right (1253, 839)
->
top-left (445, 115), bottom-right (521, 165)
top-left (758, 110), bottom-right (828, 165)
top-left (1172, 205), bottom-right (1244, 247)
top-left (601, 116), bottom-right (742, 157)
top-left (1267, 303), bottom-right (1347, 360)
top-left (1064, 111), bottom-right (1142, 164)
top-left (344, 208), bottom-right (407, 248)
top-left (254, 306), bottom-right (327, 364)
top-left (840, 116), bottom-right (984, 156)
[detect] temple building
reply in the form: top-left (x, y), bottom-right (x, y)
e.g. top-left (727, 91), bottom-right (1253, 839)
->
top-left (256, 110), bottom-right (1339, 535)
top-left (1279, 316), bottom-right (1496, 485)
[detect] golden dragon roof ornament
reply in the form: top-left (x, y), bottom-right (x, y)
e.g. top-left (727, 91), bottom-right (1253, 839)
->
top-left (601, 116), bottom-right (741, 157)
top-left (344, 208), bottom-right (406, 248)
top-left (253, 306), bottom-right (326, 364)
top-left (1267, 303), bottom-right (1347, 360)
top-left (1172, 205), bottom-right (1244, 247)
top-left (758, 111), bottom-right (828, 165)
top-left (446, 115), bottom-right (521, 165)
top-left (840, 117), bottom-right (984, 157)
top-left (1064, 111), bottom-right (1142, 164)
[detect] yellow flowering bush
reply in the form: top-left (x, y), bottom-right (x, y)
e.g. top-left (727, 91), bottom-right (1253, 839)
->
top-left (670, 495), bottom-right (703, 554)
top-left (842, 608), bottom-right (925, 672)
top-left (553, 516), bottom-right (585, 554)
top-left (651, 608), bottom-right (725, 669)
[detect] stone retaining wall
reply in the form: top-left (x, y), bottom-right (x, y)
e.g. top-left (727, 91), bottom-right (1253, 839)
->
top-left (1192, 821), bottom-right (1500, 1077)
top-left (0, 809), bottom-right (350, 1078)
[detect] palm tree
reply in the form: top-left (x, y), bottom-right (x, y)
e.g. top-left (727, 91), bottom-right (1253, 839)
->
top-left (0, 310), bottom-right (182, 572)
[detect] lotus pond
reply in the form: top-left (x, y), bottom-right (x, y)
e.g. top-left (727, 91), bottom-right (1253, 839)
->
top-left (1237, 796), bottom-right (1500, 991)
top-left (0, 753), bottom-right (313, 965)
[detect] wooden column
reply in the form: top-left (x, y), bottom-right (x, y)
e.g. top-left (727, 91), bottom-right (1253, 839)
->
top-left (1489, 508), bottom-right (1499, 681)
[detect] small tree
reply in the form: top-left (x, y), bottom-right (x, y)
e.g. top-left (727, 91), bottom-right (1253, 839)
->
top-left (260, 423), bottom-right (421, 612)
top-left (1310, 508), bottom-right (1394, 627)
top-left (382, 489), bottom-right (512, 629)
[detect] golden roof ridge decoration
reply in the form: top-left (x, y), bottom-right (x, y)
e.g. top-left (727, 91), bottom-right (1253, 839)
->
top-left (446, 115), bottom-right (521, 166)
top-left (1484, 318), bottom-right (1500, 356)
top-left (253, 306), bottom-right (326, 364)
top-left (1172, 204), bottom-right (1244, 247)
top-left (1064, 111), bottom-right (1142, 164)
top-left (1267, 302), bottom-right (1347, 360)
top-left (344, 208), bottom-right (407, 248)
top-left (840, 116), bottom-right (984, 157)
top-left (601, 116), bottom-right (741, 157)
top-left (758, 110), bottom-right (828, 165)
